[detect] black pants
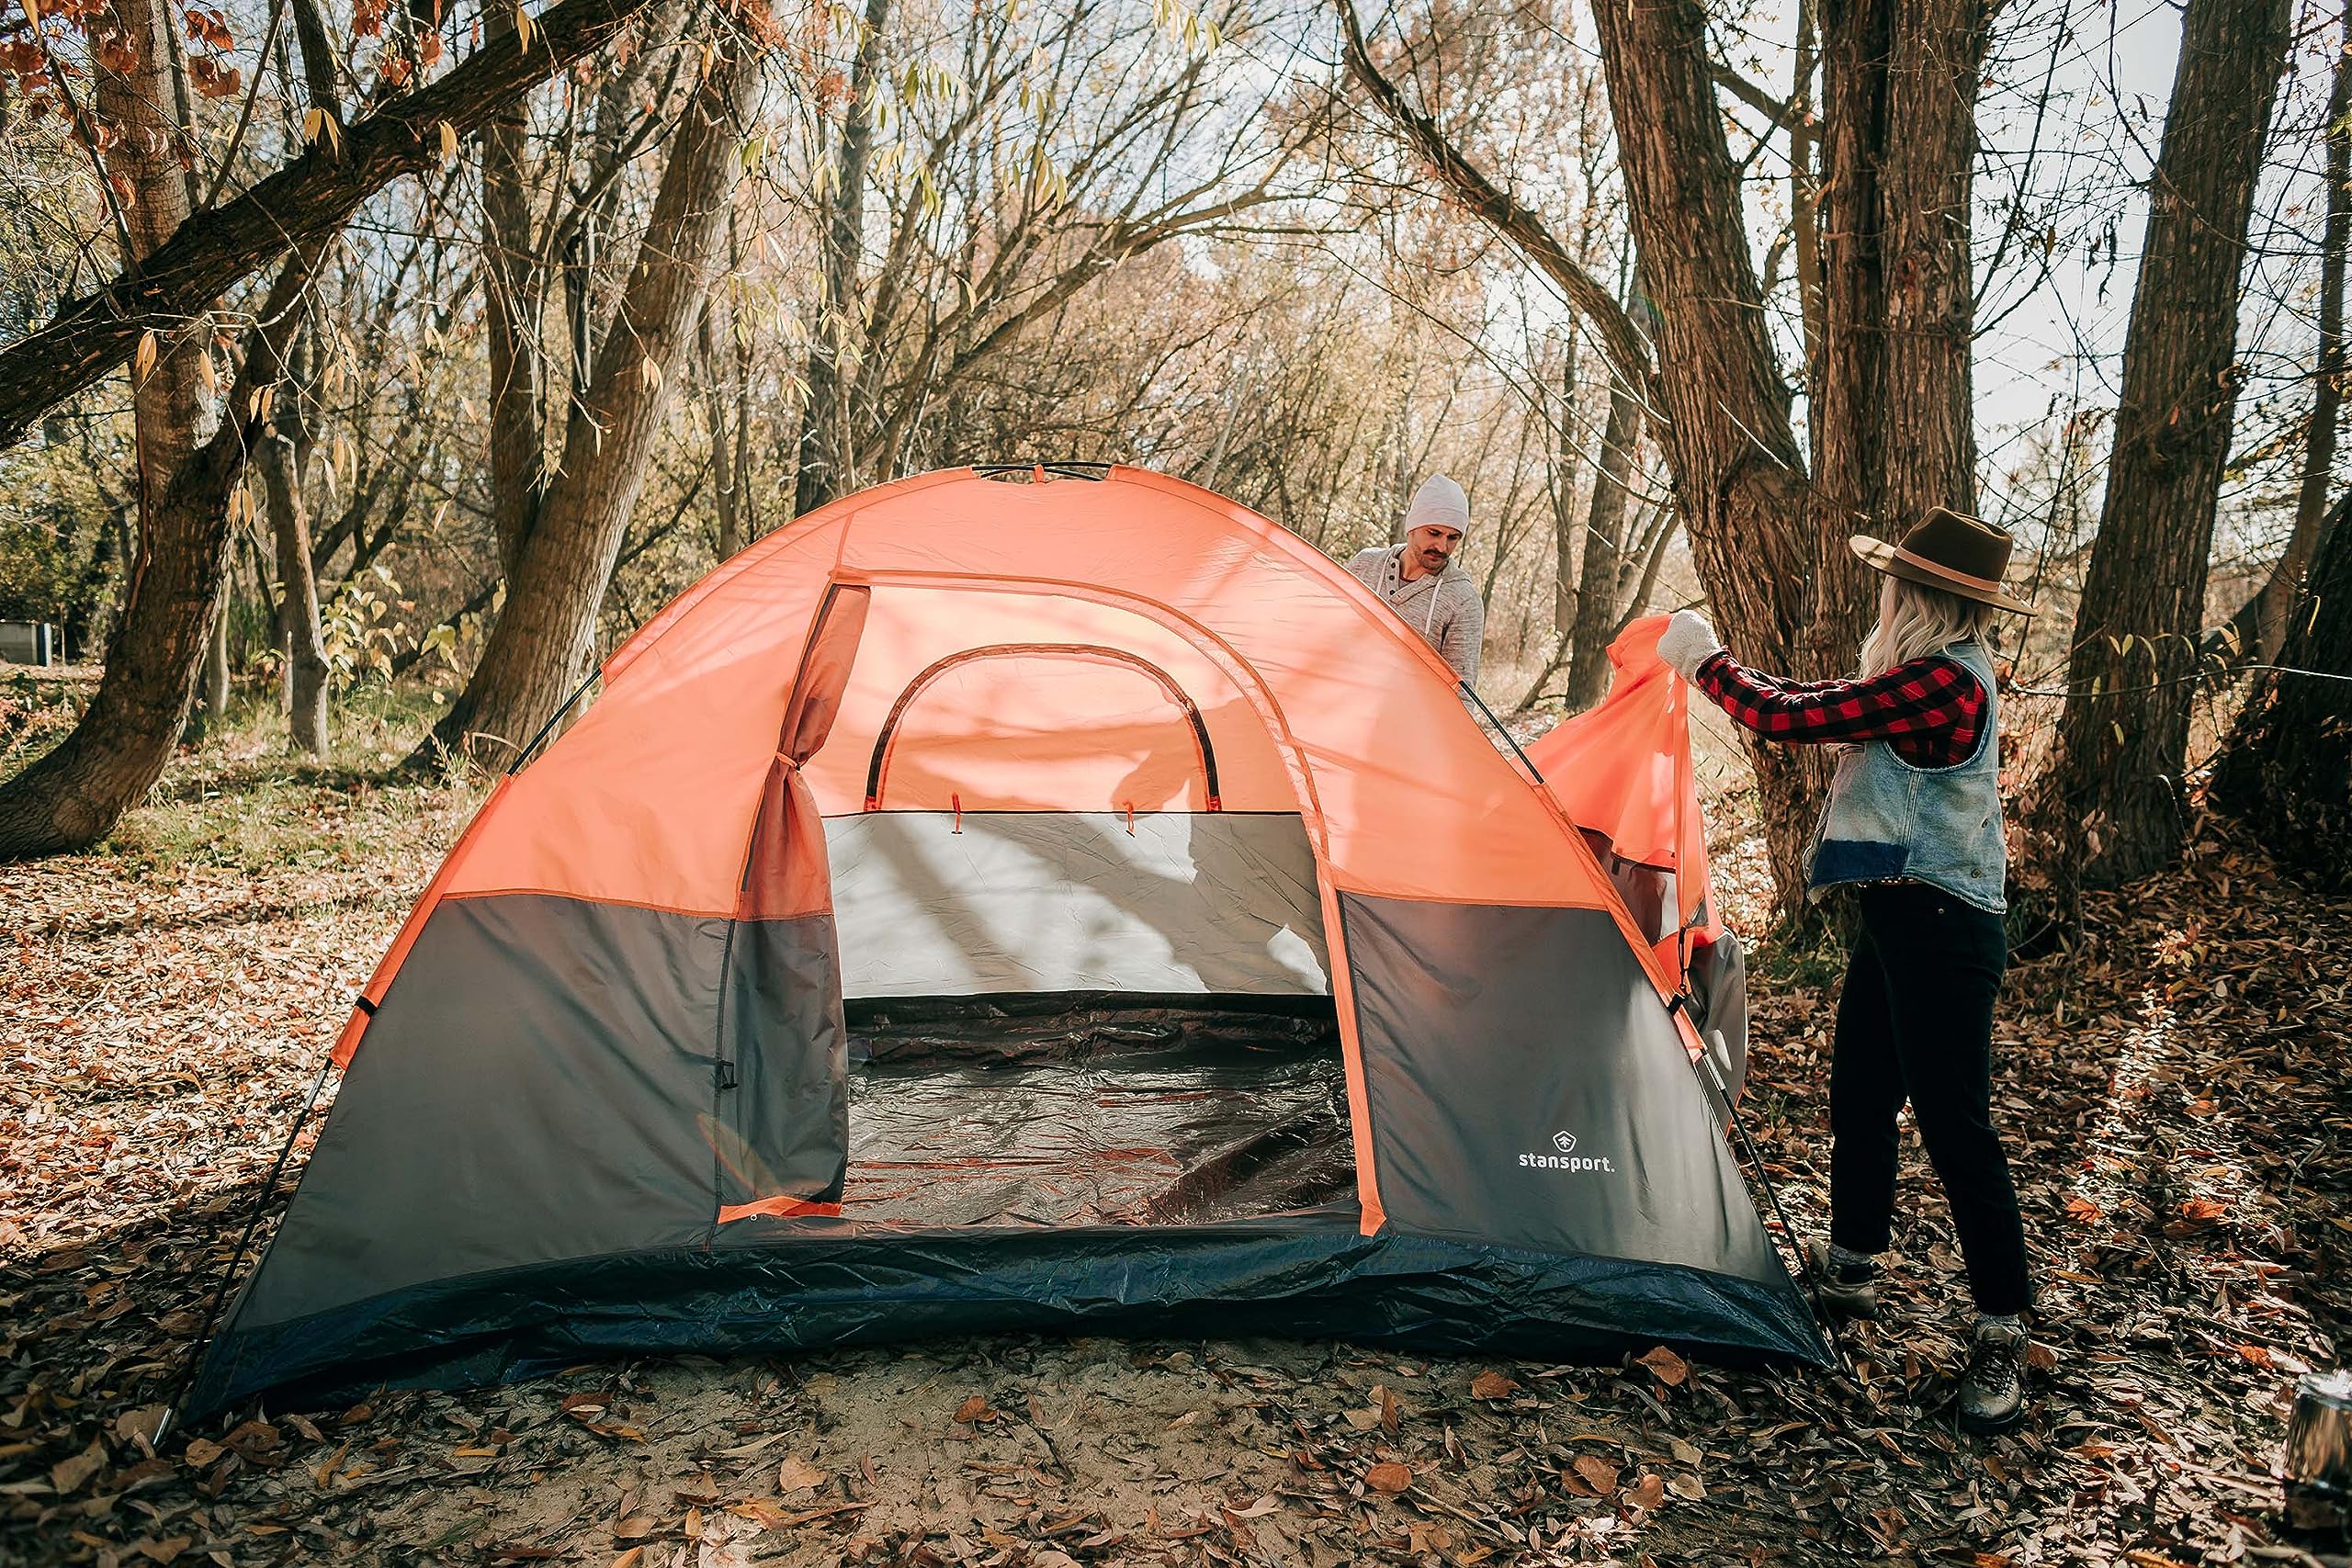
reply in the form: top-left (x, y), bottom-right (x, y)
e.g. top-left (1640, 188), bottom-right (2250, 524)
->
top-left (1827, 882), bottom-right (2032, 1316)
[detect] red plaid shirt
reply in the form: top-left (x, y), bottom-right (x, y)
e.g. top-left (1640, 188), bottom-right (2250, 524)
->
top-left (1692, 651), bottom-right (1986, 768)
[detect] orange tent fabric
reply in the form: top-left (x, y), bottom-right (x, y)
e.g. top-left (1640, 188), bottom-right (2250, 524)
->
top-left (334, 467), bottom-right (1706, 1233)
top-left (1526, 615), bottom-right (1724, 965)
top-left (197, 467), bottom-right (1826, 1426)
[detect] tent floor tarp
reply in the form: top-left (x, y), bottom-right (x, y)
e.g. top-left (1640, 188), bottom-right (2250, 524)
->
top-left (186, 1005), bottom-right (1824, 1417)
top-left (186, 1213), bottom-right (1828, 1418)
top-left (842, 1001), bottom-right (1352, 1227)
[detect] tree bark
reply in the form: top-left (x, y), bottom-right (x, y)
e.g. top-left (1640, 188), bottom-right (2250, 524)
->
top-left (2227, 30), bottom-right (2348, 666)
top-left (1549, 334), bottom-right (1580, 642)
top-left (1814, 0), bottom-right (1984, 549)
top-left (1585, 0), bottom-right (1849, 907)
top-left (703, 299), bottom-right (742, 558)
top-left (793, 0), bottom-right (890, 516)
top-left (2033, 0), bottom-right (2291, 891)
top-left (0, 248), bottom-right (330, 855)
top-left (261, 0), bottom-right (341, 755)
top-left (1561, 373), bottom-right (1643, 712)
top-left (424, 6), bottom-right (766, 768)
top-left (481, 2), bottom-right (549, 584)
top-left (1790, 0), bottom-right (1823, 386)
top-left (258, 359), bottom-right (330, 753)
top-left (0, 0), bottom-right (661, 453)
top-left (2210, 492), bottom-right (2351, 886)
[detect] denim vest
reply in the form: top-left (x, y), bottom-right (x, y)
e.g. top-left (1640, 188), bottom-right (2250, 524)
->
top-left (1804, 637), bottom-right (2006, 913)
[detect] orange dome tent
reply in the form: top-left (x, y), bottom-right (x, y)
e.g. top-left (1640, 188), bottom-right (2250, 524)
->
top-left (188, 467), bottom-right (1823, 1417)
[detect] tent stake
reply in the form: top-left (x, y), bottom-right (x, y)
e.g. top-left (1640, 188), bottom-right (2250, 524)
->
top-left (160, 1055), bottom-right (334, 1443)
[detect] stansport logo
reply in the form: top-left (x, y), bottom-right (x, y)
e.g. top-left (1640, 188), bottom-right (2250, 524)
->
top-left (1518, 1129), bottom-right (1617, 1174)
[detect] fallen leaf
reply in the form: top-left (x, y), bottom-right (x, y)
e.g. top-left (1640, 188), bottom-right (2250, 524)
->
top-left (610, 1551), bottom-right (644, 1568)
top-left (1469, 1371), bottom-right (1518, 1400)
top-left (136, 1540), bottom-right (192, 1564)
top-left (1571, 1454), bottom-right (1620, 1495)
top-left (776, 1455), bottom-right (826, 1495)
top-left (1668, 1472), bottom-right (1704, 1501)
top-left (1363, 1462), bottom-right (1413, 1495)
top-left (114, 1405), bottom-right (169, 1455)
top-left (1636, 1346), bottom-right (1688, 1386)
top-left (1668, 1437), bottom-right (1702, 1465)
top-left (1226, 1496), bottom-right (1279, 1518)
top-left (728, 1500), bottom-right (791, 1530)
top-left (51, 1440), bottom-right (106, 1495)
top-left (221, 1420), bottom-right (279, 1458)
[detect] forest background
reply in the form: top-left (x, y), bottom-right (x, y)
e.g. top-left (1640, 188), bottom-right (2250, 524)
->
top-left (1, 0), bottom-right (2350, 1562)
top-left (0, 0), bottom-right (2343, 898)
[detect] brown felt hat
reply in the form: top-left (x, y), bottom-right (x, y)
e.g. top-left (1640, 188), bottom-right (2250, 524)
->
top-left (1849, 507), bottom-right (2037, 615)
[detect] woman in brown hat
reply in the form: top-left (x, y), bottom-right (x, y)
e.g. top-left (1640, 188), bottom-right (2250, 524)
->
top-left (1655, 507), bottom-right (2036, 1435)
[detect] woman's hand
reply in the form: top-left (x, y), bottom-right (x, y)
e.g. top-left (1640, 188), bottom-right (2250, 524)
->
top-left (1657, 609), bottom-right (1724, 682)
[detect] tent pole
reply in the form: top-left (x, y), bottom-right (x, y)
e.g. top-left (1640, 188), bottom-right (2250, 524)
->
top-left (1457, 681), bottom-right (1546, 784)
top-left (1695, 1050), bottom-right (1855, 1379)
top-left (1671, 678), bottom-right (1694, 986)
top-left (507, 669), bottom-right (604, 775)
top-left (159, 1055), bottom-right (334, 1442)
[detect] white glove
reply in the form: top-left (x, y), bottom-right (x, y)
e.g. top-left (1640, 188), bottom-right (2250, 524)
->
top-left (1656, 609), bottom-right (1724, 682)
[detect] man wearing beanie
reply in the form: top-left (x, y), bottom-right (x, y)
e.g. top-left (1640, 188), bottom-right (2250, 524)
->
top-left (1343, 474), bottom-right (1487, 685)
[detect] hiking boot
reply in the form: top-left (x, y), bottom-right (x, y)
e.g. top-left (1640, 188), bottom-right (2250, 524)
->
top-left (1805, 1240), bottom-right (1882, 1320)
top-left (1959, 1316), bottom-right (2030, 1434)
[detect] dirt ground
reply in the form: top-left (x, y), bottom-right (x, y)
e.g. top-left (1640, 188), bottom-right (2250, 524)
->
top-left (4, 715), bottom-right (2350, 1567)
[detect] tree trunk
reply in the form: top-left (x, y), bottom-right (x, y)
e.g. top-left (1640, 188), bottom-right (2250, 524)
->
top-left (793, 0), bottom-right (889, 516)
top-left (1585, 0), bottom-right (1846, 908)
top-left (702, 299), bottom-right (742, 558)
top-left (204, 592), bottom-right (232, 719)
top-left (1790, 0), bottom-right (1823, 385)
top-left (1814, 0), bottom-right (1984, 545)
top-left (424, 10), bottom-right (766, 768)
top-left (264, 0), bottom-right (339, 755)
top-left (481, 3), bottom-right (548, 584)
top-left (258, 397), bottom-right (330, 752)
top-left (2227, 30), bottom-right (2348, 666)
top-left (2210, 492), bottom-right (2351, 886)
top-left (1561, 374), bottom-right (1643, 712)
top-left (0, 249), bottom-right (330, 855)
top-left (2034, 0), bottom-right (2291, 891)
top-left (1550, 335), bottom-right (1580, 641)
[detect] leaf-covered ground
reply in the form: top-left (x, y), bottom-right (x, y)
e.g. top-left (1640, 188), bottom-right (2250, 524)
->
top-left (4, 715), bottom-right (2350, 1567)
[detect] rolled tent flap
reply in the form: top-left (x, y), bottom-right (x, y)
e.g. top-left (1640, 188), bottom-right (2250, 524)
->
top-left (718, 758), bottom-right (849, 1219)
top-left (1524, 615), bottom-right (1747, 1099)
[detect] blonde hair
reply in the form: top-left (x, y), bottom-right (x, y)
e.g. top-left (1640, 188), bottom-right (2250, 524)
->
top-left (1857, 575), bottom-right (1999, 677)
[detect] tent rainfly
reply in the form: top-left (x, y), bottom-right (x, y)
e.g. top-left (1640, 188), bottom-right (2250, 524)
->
top-left (187, 466), bottom-right (1826, 1418)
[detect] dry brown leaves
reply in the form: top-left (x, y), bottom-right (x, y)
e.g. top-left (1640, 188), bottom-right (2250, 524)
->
top-left (2, 741), bottom-right (2346, 1567)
